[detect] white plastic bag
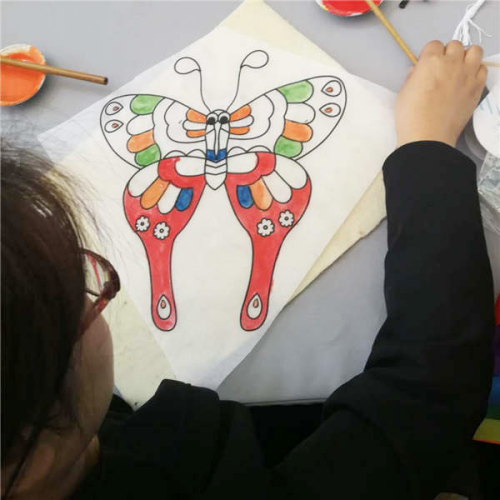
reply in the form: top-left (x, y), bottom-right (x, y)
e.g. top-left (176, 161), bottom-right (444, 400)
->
top-left (478, 152), bottom-right (500, 236)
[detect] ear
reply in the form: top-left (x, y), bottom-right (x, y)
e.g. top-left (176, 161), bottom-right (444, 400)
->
top-left (2, 438), bottom-right (56, 495)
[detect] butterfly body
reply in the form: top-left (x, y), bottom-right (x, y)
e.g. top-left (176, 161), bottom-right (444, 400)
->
top-left (202, 109), bottom-right (231, 189)
top-left (100, 52), bottom-right (347, 332)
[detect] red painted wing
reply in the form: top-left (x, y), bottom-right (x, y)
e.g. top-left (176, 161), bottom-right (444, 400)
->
top-left (123, 156), bottom-right (205, 331)
top-left (226, 152), bottom-right (312, 331)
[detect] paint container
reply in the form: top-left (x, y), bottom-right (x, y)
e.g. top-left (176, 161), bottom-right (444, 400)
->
top-left (0, 44), bottom-right (46, 106)
top-left (473, 84), bottom-right (500, 159)
top-left (315, 0), bottom-right (384, 17)
top-left (464, 120), bottom-right (487, 160)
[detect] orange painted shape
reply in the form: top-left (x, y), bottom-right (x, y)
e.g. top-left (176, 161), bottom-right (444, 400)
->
top-left (283, 120), bottom-right (312, 142)
top-left (230, 127), bottom-right (250, 136)
top-left (187, 129), bottom-right (205, 138)
top-left (249, 179), bottom-right (273, 210)
top-left (140, 178), bottom-right (169, 209)
top-left (230, 105), bottom-right (251, 122)
top-left (127, 130), bottom-right (154, 153)
top-left (0, 45), bottom-right (46, 106)
top-left (187, 109), bottom-right (206, 123)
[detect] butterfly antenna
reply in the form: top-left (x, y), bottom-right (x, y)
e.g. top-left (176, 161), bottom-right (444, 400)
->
top-left (174, 57), bottom-right (210, 112)
top-left (227, 50), bottom-right (269, 110)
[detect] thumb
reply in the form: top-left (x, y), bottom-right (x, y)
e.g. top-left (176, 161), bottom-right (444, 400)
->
top-left (404, 65), bottom-right (415, 82)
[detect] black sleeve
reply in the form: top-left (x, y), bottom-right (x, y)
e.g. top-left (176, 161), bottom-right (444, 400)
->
top-left (274, 142), bottom-right (494, 499)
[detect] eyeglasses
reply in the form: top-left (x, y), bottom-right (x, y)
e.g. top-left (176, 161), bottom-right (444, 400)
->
top-left (81, 249), bottom-right (121, 330)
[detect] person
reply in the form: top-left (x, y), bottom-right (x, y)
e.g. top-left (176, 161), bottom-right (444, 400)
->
top-left (1, 40), bottom-right (494, 500)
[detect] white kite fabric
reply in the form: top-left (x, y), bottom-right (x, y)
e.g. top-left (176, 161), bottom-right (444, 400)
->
top-left (40, 0), bottom-right (396, 402)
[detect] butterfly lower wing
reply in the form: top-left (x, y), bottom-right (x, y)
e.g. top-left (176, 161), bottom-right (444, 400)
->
top-left (124, 156), bottom-right (205, 331)
top-left (101, 95), bottom-right (206, 170)
top-left (226, 152), bottom-right (311, 331)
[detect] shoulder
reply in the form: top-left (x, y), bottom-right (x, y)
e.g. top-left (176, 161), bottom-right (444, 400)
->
top-left (81, 380), bottom-right (267, 498)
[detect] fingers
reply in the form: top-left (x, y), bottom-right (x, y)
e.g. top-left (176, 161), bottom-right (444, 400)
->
top-left (477, 64), bottom-right (488, 85)
top-left (419, 40), bottom-right (445, 60)
top-left (445, 40), bottom-right (465, 60)
top-left (403, 65), bottom-right (415, 83)
top-left (465, 44), bottom-right (484, 72)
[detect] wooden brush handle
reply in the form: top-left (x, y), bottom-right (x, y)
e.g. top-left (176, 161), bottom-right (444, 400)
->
top-left (0, 56), bottom-right (108, 85)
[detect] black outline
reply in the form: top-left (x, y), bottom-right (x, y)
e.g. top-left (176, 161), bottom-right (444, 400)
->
top-left (100, 52), bottom-right (348, 334)
top-left (227, 50), bottom-right (270, 110)
top-left (174, 57), bottom-right (210, 112)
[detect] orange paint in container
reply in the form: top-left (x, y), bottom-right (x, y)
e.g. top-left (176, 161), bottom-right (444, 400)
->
top-left (0, 44), bottom-right (46, 106)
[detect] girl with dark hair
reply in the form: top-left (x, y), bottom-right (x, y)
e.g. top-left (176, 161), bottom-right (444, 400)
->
top-left (1, 145), bottom-right (119, 498)
top-left (1, 41), bottom-right (495, 499)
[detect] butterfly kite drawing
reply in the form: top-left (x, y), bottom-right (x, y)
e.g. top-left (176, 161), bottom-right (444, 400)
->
top-left (101, 50), bottom-right (346, 332)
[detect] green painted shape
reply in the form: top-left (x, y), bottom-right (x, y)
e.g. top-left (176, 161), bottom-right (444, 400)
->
top-left (135, 144), bottom-right (160, 167)
top-left (278, 81), bottom-right (313, 103)
top-left (131, 95), bottom-right (163, 115)
top-left (274, 136), bottom-right (302, 158)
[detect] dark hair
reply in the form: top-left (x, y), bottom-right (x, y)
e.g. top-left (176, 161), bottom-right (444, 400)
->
top-left (1, 144), bottom-right (87, 495)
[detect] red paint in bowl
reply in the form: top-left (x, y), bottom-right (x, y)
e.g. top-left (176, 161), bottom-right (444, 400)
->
top-left (317, 0), bottom-right (383, 17)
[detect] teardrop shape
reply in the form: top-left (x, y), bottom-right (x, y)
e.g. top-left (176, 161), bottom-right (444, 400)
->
top-left (157, 295), bottom-right (171, 320)
top-left (105, 102), bottom-right (123, 115)
top-left (322, 80), bottom-right (342, 97)
top-left (320, 103), bottom-right (341, 117)
top-left (104, 120), bottom-right (123, 133)
top-left (247, 293), bottom-right (262, 320)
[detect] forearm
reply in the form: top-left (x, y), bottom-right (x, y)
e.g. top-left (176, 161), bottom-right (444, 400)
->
top-left (380, 142), bottom-right (493, 400)
top-left (324, 142), bottom-right (494, 497)
top-left (377, 141), bottom-right (493, 414)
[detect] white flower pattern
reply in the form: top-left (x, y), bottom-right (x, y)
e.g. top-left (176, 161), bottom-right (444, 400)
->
top-left (257, 218), bottom-right (274, 237)
top-left (135, 216), bottom-right (150, 232)
top-left (153, 222), bottom-right (170, 240)
top-left (279, 210), bottom-right (294, 228)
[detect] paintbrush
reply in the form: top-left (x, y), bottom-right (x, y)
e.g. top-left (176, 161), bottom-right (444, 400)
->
top-left (363, 0), bottom-right (500, 67)
top-left (316, 0), bottom-right (500, 68)
top-left (0, 56), bottom-right (108, 85)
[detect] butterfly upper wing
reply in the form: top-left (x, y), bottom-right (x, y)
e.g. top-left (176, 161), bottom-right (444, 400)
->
top-left (226, 91), bottom-right (287, 154)
top-left (227, 76), bottom-right (346, 161)
top-left (101, 95), bottom-right (208, 170)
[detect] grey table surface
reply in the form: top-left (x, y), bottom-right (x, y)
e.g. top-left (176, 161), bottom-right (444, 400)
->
top-left (2, 0), bottom-right (500, 404)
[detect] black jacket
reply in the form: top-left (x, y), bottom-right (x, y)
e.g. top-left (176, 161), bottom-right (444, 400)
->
top-left (73, 142), bottom-right (495, 499)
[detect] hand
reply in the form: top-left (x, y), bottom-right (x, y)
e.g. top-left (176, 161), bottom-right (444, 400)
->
top-left (395, 40), bottom-right (487, 148)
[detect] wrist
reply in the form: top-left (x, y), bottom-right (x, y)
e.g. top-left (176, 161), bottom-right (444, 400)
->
top-left (397, 132), bottom-right (457, 149)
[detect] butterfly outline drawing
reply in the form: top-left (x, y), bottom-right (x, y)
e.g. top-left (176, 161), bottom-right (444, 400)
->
top-left (100, 50), bottom-right (347, 332)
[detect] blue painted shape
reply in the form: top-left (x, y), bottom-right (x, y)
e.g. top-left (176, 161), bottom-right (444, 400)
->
top-left (237, 185), bottom-right (253, 208)
top-left (206, 149), bottom-right (227, 162)
top-left (175, 188), bottom-right (193, 211)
